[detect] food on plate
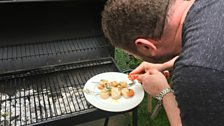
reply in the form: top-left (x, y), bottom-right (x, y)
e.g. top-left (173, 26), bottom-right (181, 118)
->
top-left (127, 89), bottom-right (135, 97)
top-left (110, 81), bottom-right (119, 87)
top-left (121, 88), bottom-right (135, 98)
top-left (99, 79), bottom-right (109, 84)
top-left (111, 87), bottom-right (121, 100)
top-left (97, 80), bottom-right (134, 100)
top-left (128, 74), bottom-right (138, 81)
top-left (97, 84), bottom-right (105, 90)
top-left (100, 89), bottom-right (110, 99)
top-left (120, 81), bottom-right (128, 88)
top-left (97, 79), bottom-right (109, 90)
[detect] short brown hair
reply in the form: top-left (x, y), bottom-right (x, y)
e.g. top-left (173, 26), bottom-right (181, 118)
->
top-left (102, 0), bottom-right (170, 51)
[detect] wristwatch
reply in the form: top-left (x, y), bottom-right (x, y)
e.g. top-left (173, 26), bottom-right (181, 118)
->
top-left (155, 88), bottom-right (174, 101)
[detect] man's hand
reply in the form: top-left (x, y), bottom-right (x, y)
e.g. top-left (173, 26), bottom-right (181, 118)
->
top-left (130, 61), bottom-right (166, 75)
top-left (129, 56), bottom-right (178, 76)
top-left (137, 69), bottom-right (170, 97)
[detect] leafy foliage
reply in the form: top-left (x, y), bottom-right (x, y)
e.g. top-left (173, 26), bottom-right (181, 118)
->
top-left (115, 48), bottom-right (170, 126)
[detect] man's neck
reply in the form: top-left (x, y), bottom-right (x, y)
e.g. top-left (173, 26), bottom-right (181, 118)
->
top-left (161, 0), bottom-right (195, 55)
top-left (175, 0), bottom-right (195, 46)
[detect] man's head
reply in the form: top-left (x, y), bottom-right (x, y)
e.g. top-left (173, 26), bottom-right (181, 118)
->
top-left (102, 0), bottom-right (194, 63)
top-left (102, 0), bottom-right (171, 62)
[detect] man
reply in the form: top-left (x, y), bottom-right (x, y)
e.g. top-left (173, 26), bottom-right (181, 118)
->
top-left (101, 0), bottom-right (224, 126)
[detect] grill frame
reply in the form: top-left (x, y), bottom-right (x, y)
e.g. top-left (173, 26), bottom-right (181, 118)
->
top-left (0, 1), bottom-right (139, 126)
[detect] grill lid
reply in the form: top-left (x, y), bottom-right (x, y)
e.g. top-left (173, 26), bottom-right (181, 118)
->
top-left (0, 0), bottom-right (113, 74)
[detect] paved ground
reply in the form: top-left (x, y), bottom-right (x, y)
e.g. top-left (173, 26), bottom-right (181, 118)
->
top-left (76, 114), bottom-right (129, 126)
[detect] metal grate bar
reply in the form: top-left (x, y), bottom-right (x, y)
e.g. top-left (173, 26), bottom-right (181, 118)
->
top-left (0, 92), bottom-right (2, 123)
top-left (68, 73), bottom-right (82, 111)
top-left (60, 73), bottom-right (76, 113)
top-left (21, 46), bottom-right (27, 58)
top-left (28, 80), bottom-right (33, 124)
top-left (53, 74), bottom-right (68, 114)
top-left (40, 79), bottom-right (49, 120)
top-left (75, 72), bottom-right (86, 109)
top-left (57, 75), bottom-right (72, 113)
top-left (49, 76), bottom-right (63, 116)
top-left (9, 80), bottom-right (12, 126)
top-left (0, 36), bottom-right (109, 61)
top-left (22, 78), bottom-right (28, 125)
top-left (0, 58), bottom-right (114, 80)
top-left (2, 47), bottom-right (7, 60)
top-left (35, 79), bottom-right (44, 121)
top-left (40, 75), bottom-right (53, 118)
top-left (18, 78), bottom-right (22, 126)
top-left (42, 75), bottom-right (57, 118)
top-left (30, 79), bottom-right (38, 123)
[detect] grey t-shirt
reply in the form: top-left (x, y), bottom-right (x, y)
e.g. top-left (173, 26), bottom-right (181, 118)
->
top-left (176, 0), bottom-right (224, 71)
top-left (172, 0), bottom-right (224, 125)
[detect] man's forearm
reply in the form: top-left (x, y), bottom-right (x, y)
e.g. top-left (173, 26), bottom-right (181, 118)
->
top-left (163, 93), bottom-right (182, 126)
top-left (162, 56), bottom-right (179, 71)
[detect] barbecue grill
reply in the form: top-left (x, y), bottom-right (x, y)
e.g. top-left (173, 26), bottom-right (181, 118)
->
top-left (0, 0), bottom-right (138, 126)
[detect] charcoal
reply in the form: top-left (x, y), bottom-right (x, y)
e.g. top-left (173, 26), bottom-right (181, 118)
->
top-left (0, 87), bottom-right (88, 125)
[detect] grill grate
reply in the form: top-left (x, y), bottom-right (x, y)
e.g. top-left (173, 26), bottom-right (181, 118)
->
top-left (0, 36), bottom-right (109, 61)
top-left (0, 58), bottom-right (119, 126)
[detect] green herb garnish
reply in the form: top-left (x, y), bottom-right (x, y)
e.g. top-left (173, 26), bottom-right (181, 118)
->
top-left (105, 83), bottom-right (111, 92)
top-left (129, 80), bottom-right (136, 86)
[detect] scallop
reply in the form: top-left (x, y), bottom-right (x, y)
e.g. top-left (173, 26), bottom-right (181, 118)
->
top-left (121, 88), bottom-right (134, 98)
top-left (99, 79), bottom-right (109, 86)
top-left (111, 87), bottom-right (121, 100)
top-left (100, 90), bottom-right (110, 99)
top-left (121, 88), bottom-right (129, 98)
top-left (110, 81), bottom-right (119, 87)
top-left (119, 81), bottom-right (128, 88)
top-left (97, 84), bottom-right (105, 90)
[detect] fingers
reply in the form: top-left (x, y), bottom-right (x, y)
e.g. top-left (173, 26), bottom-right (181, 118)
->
top-left (128, 74), bottom-right (139, 81)
top-left (162, 70), bottom-right (170, 79)
top-left (137, 69), bottom-right (165, 83)
top-left (129, 64), bottom-right (144, 75)
top-left (136, 71), bottom-right (150, 83)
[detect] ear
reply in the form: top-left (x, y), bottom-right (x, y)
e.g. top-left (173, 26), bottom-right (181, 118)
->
top-left (134, 38), bottom-right (157, 56)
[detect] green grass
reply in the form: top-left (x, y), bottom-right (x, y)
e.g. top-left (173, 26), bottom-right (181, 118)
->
top-left (115, 48), bottom-right (170, 126)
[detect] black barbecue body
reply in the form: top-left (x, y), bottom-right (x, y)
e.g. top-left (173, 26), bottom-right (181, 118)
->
top-left (0, 0), bottom-right (138, 126)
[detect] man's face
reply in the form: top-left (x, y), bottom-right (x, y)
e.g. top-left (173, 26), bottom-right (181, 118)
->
top-left (133, 53), bottom-right (174, 63)
top-left (124, 46), bottom-right (175, 64)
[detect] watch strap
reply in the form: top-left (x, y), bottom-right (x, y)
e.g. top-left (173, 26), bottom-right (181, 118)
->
top-left (155, 87), bottom-right (174, 101)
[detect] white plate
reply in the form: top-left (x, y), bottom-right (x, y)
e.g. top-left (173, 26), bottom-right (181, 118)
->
top-left (83, 72), bottom-right (144, 112)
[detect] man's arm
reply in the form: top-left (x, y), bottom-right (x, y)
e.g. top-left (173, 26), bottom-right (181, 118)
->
top-left (137, 69), bottom-right (182, 126)
top-left (163, 93), bottom-right (182, 126)
top-left (162, 56), bottom-right (179, 71)
top-left (130, 56), bottom-right (179, 75)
